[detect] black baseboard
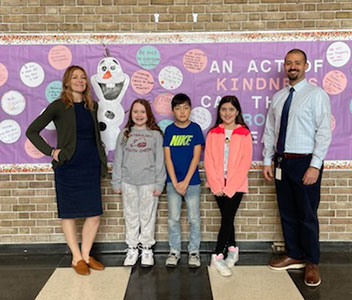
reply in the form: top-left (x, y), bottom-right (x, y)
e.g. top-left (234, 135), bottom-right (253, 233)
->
top-left (0, 241), bottom-right (350, 255)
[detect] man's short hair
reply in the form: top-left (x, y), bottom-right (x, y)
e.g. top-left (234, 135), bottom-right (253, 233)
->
top-left (285, 49), bottom-right (307, 63)
top-left (171, 93), bottom-right (192, 109)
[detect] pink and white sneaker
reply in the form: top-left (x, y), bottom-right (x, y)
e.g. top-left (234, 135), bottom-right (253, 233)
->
top-left (225, 246), bottom-right (239, 268)
top-left (211, 253), bottom-right (232, 277)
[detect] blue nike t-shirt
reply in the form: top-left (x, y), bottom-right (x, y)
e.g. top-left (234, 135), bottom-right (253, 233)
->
top-left (163, 121), bottom-right (205, 185)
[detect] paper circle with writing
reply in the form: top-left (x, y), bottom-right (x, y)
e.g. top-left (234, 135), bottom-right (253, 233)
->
top-left (326, 42), bottom-right (351, 68)
top-left (0, 63), bottom-right (8, 86)
top-left (25, 138), bottom-right (45, 158)
top-left (158, 119), bottom-right (174, 133)
top-left (159, 66), bottom-right (183, 90)
top-left (1, 90), bottom-right (26, 116)
top-left (137, 45), bottom-right (161, 70)
top-left (131, 69), bottom-right (154, 95)
top-left (0, 119), bottom-right (21, 144)
top-left (322, 70), bottom-right (347, 95)
top-left (45, 81), bottom-right (62, 103)
top-left (48, 45), bottom-right (72, 70)
top-left (183, 49), bottom-right (208, 73)
top-left (20, 62), bottom-right (45, 87)
top-left (153, 93), bottom-right (173, 116)
top-left (190, 106), bottom-right (212, 131)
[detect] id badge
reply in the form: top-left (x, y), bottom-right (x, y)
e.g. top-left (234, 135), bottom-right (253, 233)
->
top-left (275, 167), bottom-right (282, 180)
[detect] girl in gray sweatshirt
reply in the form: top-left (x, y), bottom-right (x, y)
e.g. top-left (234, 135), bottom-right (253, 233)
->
top-left (112, 99), bottom-right (166, 267)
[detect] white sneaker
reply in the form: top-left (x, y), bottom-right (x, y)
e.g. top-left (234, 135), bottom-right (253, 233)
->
top-left (165, 251), bottom-right (180, 267)
top-left (123, 247), bottom-right (139, 266)
top-left (141, 246), bottom-right (154, 267)
top-left (211, 254), bottom-right (232, 277)
top-left (225, 246), bottom-right (239, 268)
top-left (188, 252), bottom-right (201, 268)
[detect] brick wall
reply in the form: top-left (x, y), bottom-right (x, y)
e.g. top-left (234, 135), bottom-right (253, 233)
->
top-left (1, 170), bottom-right (352, 244)
top-left (0, 0), bottom-right (352, 33)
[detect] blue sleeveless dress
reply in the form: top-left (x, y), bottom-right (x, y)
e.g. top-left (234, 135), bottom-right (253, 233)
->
top-left (54, 102), bottom-right (102, 218)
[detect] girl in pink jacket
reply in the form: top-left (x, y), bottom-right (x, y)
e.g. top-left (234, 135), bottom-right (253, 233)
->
top-left (204, 95), bottom-right (252, 277)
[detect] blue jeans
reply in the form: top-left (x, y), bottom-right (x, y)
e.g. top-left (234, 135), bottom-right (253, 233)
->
top-left (167, 183), bottom-right (201, 253)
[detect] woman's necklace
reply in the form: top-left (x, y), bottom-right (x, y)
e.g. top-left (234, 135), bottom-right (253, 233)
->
top-left (225, 137), bottom-right (230, 144)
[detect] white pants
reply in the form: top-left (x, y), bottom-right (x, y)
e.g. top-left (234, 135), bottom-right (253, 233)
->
top-left (121, 182), bottom-right (159, 247)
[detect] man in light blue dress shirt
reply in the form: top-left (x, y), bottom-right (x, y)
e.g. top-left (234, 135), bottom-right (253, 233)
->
top-left (263, 49), bottom-right (331, 287)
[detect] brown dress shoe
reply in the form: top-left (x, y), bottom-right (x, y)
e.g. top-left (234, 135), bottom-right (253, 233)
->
top-left (268, 255), bottom-right (306, 270)
top-left (305, 263), bottom-right (321, 287)
top-left (87, 257), bottom-right (105, 271)
top-left (72, 259), bottom-right (90, 275)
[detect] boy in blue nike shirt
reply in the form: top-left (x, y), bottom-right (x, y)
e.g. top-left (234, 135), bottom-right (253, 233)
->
top-left (163, 93), bottom-right (204, 268)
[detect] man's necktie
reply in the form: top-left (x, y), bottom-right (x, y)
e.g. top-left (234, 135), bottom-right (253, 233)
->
top-left (276, 87), bottom-right (295, 154)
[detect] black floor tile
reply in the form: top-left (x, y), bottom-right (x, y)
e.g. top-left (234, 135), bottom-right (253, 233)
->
top-left (125, 266), bottom-right (213, 300)
top-left (124, 254), bottom-right (212, 300)
top-left (289, 265), bottom-right (352, 300)
top-left (0, 254), bottom-right (65, 269)
top-left (0, 268), bottom-right (54, 300)
top-left (320, 252), bottom-right (352, 265)
top-left (236, 251), bottom-right (274, 265)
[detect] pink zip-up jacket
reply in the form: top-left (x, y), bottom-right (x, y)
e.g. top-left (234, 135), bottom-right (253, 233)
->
top-left (204, 124), bottom-right (253, 198)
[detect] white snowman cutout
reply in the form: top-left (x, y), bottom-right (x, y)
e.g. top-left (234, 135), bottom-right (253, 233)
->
top-left (91, 50), bottom-right (130, 154)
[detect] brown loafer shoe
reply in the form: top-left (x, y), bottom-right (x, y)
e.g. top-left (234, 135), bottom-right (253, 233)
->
top-left (72, 259), bottom-right (90, 275)
top-left (87, 257), bottom-right (105, 271)
top-left (305, 263), bottom-right (321, 287)
top-left (268, 255), bottom-right (306, 270)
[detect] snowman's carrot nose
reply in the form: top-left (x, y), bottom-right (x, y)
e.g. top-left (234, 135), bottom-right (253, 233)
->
top-left (103, 71), bottom-right (112, 79)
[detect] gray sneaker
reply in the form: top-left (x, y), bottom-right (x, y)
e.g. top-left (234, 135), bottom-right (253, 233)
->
top-left (188, 252), bottom-right (201, 268)
top-left (165, 251), bottom-right (180, 267)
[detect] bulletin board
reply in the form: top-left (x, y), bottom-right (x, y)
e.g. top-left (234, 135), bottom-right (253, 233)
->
top-left (0, 31), bottom-right (351, 172)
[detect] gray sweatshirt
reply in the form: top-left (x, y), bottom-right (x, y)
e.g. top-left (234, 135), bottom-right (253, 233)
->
top-left (111, 127), bottom-right (166, 191)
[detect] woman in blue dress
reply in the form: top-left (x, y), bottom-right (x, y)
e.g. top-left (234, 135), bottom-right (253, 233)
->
top-left (26, 66), bottom-right (107, 275)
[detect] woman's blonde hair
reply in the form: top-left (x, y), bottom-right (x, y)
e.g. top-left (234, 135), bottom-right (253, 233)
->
top-left (60, 65), bottom-right (94, 111)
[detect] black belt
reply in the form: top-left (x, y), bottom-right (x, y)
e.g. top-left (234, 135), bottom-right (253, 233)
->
top-left (277, 153), bottom-right (310, 159)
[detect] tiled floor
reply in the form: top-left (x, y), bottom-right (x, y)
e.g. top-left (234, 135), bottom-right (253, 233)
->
top-left (0, 251), bottom-right (351, 300)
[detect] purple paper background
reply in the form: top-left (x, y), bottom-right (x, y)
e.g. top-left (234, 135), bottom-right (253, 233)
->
top-left (0, 41), bottom-right (351, 164)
